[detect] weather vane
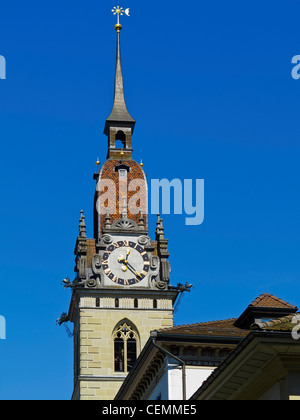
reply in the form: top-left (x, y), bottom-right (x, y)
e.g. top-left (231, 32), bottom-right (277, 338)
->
top-left (111, 6), bottom-right (130, 32)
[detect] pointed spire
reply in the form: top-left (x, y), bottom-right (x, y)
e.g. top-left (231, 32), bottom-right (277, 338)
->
top-left (104, 27), bottom-right (135, 136)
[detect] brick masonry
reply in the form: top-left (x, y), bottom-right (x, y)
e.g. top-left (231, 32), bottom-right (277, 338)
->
top-left (94, 159), bottom-right (148, 238)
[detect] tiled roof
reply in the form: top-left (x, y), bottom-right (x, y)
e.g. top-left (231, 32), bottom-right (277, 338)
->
top-left (157, 294), bottom-right (298, 339)
top-left (159, 319), bottom-right (249, 338)
top-left (249, 293), bottom-right (297, 309)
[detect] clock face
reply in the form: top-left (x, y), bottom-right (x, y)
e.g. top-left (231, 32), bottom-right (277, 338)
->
top-left (102, 240), bottom-right (150, 286)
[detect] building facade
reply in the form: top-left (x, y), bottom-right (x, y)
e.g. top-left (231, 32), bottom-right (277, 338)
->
top-left (115, 293), bottom-right (300, 400)
top-left (190, 294), bottom-right (300, 400)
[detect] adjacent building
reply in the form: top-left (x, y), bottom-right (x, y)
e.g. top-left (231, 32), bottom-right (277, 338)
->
top-left (115, 293), bottom-right (300, 400)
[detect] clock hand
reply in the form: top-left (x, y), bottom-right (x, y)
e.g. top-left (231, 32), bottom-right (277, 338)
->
top-left (118, 249), bottom-right (130, 264)
top-left (126, 261), bottom-right (142, 278)
top-left (125, 264), bottom-right (142, 278)
top-left (125, 248), bottom-right (131, 264)
top-left (117, 250), bottom-right (141, 277)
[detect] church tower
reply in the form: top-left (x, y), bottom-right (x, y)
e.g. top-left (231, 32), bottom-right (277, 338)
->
top-left (64, 10), bottom-right (178, 401)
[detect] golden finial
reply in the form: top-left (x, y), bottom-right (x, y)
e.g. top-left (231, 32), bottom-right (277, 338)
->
top-left (96, 157), bottom-right (101, 173)
top-left (120, 149), bottom-right (124, 157)
top-left (111, 6), bottom-right (130, 32)
top-left (140, 159), bottom-right (144, 167)
top-left (115, 23), bottom-right (122, 33)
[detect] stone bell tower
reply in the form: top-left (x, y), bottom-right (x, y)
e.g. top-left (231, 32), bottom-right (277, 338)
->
top-left (60, 9), bottom-right (179, 401)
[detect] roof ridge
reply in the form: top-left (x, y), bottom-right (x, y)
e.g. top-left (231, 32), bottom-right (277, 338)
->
top-left (158, 318), bottom-right (237, 332)
top-left (251, 312), bottom-right (300, 330)
top-left (250, 293), bottom-right (296, 309)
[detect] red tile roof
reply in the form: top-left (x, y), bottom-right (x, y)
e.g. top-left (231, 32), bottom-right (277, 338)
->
top-left (159, 318), bottom-right (249, 338)
top-left (249, 293), bottom-right (297, 309)
top-left (157, 294), bottom-right (298, 339)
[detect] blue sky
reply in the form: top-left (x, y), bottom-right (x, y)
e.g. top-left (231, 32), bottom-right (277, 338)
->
top-left (0, 0), bottom-right (300, 399)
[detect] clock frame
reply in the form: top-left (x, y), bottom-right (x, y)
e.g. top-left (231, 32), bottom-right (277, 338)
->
top-left (102, 240), bottom-right (150, 286)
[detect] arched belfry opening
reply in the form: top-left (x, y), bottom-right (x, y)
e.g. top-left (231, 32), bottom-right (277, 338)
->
top-left (116, 130), bottom-right (126, 143)
top-left (106, 126), bottom-right (133, 159)
top-left (113, 130), bottom-right (127, 150)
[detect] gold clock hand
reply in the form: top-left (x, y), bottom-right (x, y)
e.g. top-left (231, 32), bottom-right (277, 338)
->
top-left (125, 248), bottom-right (131, 264)
top-left (126, 262), bottom-right (142, 278)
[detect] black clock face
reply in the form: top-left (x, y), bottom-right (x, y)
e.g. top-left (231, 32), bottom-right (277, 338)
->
top-left (102, 240), bottom-right (150, 286)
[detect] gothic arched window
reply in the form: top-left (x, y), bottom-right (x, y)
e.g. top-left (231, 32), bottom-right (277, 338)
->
top-left (113, 322), bottom-right (138, 373)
